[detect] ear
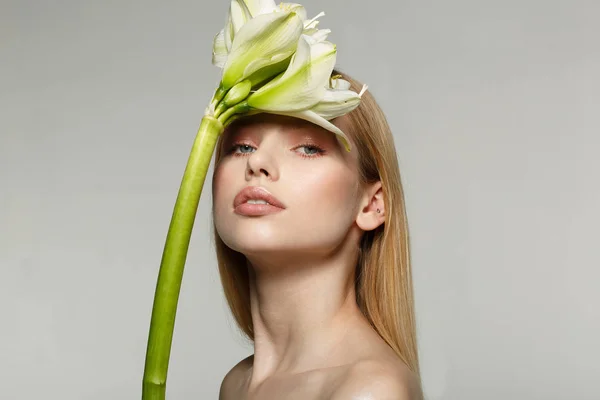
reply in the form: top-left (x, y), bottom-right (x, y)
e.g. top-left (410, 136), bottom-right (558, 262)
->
top-left (355, 181), bottom-right (385, 231)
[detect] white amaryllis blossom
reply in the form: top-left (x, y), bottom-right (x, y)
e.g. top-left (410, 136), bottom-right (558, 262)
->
top-left (219, 11), bottom-right (304, 90)
top-left (244, 35), bottom-right (354, 151)
top-left (246, 35), bottom-right (336, 111)
top-left (212, 0), bottom-right (331, 67)
top-left (207, 0), bottom-right (368, 152)
top-left (211, 0), bottom-right (333, 91)
top-left (310, 75), bottom-right (369, 120)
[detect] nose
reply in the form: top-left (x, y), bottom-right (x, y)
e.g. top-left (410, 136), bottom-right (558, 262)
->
top-left (245, 142), bottom-right (279, 181)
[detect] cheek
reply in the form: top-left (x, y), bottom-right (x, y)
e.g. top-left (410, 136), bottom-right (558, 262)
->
top-left (212, 157), bottom-right (359, 223)
top-left (291, 163), bottom-right (358, 216)
top-left (212, 162), bottom-right (234, 210)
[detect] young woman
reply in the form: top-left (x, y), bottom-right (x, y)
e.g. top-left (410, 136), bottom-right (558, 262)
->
top-left (211, 69), bottom-right (423, 400)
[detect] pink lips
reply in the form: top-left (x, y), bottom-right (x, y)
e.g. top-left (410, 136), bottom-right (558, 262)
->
top-left (233, 186), bottom-right (286, 216)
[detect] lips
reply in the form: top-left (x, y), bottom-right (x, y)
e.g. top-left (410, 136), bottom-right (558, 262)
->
top-left (233, 186), bottom-right (286, 209)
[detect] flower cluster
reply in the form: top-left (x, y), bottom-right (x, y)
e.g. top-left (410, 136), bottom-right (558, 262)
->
top-left (207, 0), bottom-right (368, 152)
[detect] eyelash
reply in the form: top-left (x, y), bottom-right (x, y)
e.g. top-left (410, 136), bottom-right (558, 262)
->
top-left (227, 142), bottom-right (326, 159)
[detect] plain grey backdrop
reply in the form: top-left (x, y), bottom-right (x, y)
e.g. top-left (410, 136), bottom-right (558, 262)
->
top-left (1, 0), bottom-right (599, 399)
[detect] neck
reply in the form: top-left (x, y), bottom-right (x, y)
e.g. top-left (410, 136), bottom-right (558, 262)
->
top-left (244, 247), bottom-right (369, 384)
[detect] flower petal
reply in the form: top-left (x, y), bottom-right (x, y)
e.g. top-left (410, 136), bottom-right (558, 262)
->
top-left (260, 109), bottom-right (352, 152)
top-left (222, 11), bottom-right (304, 89)
top-left (212, 29), bottom-right (228, 68)
top-left (309, 87), bottom-right (361, 120)
top-left (230, 0), bottom-right (252, 34)
top-left (243, 0), bottom-right (278, 17)
top-left (278, 3), bottom-right (308, 21)
top-left (329, 77), bottom-right (351, 90)
top-left (244, 52), bottom-right (294, 87)
top-left (303, 28), bottom-right (331, 44)
top-left (247, 35), bottom-right (337, 111)
top-left (224, 12), bottom-right (234, 52)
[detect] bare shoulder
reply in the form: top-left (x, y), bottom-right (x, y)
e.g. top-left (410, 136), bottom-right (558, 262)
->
top-left (218, 354), bottom-right (253, 400)
top-left (330, 358), bottom-right (423, 400)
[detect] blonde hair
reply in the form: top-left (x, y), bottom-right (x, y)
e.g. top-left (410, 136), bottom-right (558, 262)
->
top-left (210, 69), bottom-right (421, 380)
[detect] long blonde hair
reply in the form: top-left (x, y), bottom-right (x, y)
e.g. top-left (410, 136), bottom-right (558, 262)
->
top-left (210, 69), bottom-right (421, 378)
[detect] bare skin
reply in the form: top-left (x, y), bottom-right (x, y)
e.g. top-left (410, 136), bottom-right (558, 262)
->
top-left (219, 311), bottom-right (422, 400)
top-left (213, 115), bottom-right (422, 399)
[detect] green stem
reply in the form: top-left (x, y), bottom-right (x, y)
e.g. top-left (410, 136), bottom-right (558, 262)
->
top-left (142, 115), bottom-right (224, 400)
top-left (214, 102), bottom-right (228, 120)
top-left (218, 101), bottom-right (250, 126)
top-left (210, 83), bottom-right (227, 111)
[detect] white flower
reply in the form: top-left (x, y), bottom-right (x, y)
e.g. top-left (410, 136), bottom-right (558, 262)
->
top-left (309, 76), bottom-right (368, 120)
top-left (219, 10), bottom-right (304, 90)
top-left (212, 0), bottom-right (329, 69)
top-left (209, 0), bottom-right (367, 152)
top-left (246, 35), bottom-right (336, 111)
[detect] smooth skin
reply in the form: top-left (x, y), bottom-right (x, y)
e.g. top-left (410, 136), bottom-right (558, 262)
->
top-left (213, 114), bottom-right (420, 399)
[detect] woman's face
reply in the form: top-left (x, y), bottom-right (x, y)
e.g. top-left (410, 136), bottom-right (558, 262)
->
top-left (212, 114), bottom-right (362, 263)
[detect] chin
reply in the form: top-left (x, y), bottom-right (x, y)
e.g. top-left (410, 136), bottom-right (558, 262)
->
top-left (219, 224), bottom-right (285, 252)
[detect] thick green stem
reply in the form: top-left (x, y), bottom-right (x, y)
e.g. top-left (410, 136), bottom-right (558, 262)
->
top-left (142, 115), bottom-right (224, 400)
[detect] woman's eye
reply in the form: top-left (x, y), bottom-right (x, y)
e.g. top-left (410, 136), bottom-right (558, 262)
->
top-left (233, 144), bottom-right (254, 154)
top-left (229, 143), bottom-right (325, 158)
top-left (297, 145), bottom-right (324, 157)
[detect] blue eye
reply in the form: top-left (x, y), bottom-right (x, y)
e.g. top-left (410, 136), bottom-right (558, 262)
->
top-left (228, 142), bottom-right (326, 159)
top-left (235, 144), bottom-right (254, 154)
top-left (297, 145), bottom-right (324, 157)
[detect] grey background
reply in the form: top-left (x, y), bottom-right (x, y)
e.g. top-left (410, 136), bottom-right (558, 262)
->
top-left (1, 0), bottom-right (599, 399)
